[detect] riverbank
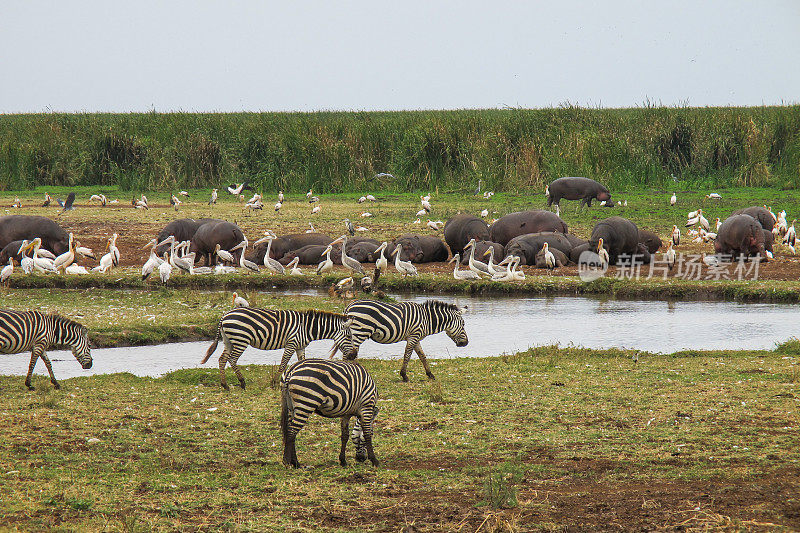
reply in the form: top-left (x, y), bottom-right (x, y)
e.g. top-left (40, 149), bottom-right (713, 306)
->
top-left (1, 345), bottom-right (797, 531)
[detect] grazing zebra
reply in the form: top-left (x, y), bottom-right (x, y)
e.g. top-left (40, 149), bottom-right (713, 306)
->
top-left (335, 299), bottom-right (468, 382)
top-left (281, 359), bottom-right (379, 468)
top-left (202, 308), bottom-right (356, 390)
top-left (0, 310), bottom-right (92, 390)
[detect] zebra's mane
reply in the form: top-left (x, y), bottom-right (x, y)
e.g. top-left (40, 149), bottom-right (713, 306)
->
top-left (421, 300), bottom-right (460, 313)
top-left (303, 309), bottom-right (347, 319)
top-left (47, 312), bottom-right (86, 330)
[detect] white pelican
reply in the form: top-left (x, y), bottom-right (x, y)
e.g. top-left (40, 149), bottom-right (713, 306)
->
top-left (36, 248), bottom-right (56, 260)
top-left (286, 257), bottom-right (303, 276)
top-left (53, 233), bottom-right (75, 271)
top-left (215, 244), bottom-right (235, 265)
top-left (65, 264), bottom-right (89, 275)
top-left (543, 243), bottom-right (556, 272)
top-left (373, 242), bottom-right (388, 280)
top-left (463, 239), bottom-right (491, 277)
top-left (278, 191), bottom-right (284, 203)
top-left (672, 225), bottom-right (681, 246)
top-left (209, 189), bottom-right (218, 204)
top-left (311, 205), bottom-right (321, 215)
top-left (366, 194), bottom-right (376, 202)
top-left (664, 241), bottom-right (676, 270)
top-left (670, 193), bottom-right (677, 206)
top-left (706, 193), bottom-right (722, 199)
top-left (228, 239), bottom-right (260, 273)
top-left (449, 254), bottom-right (480, 280)
top-left (159, 253), bottom-right (172, 283)
top-left (317, 245), bottom-right (334, 275)
top-left (18, 240), bottom-right (34, 274)
top-left (252, 233), bottom-right (286, 274)
top-left (232, 292), bottom-right (249, 308)
top-left (391, 244), bottom-right (418, 276)
top-left (142, 239), bottom-right (164, 280)
top-left (1, 258), bottom-right (12, 285)
top-left (214, 264), bottom-right (237, 274)
top-left (596, 238), bottom-right (610, 267)
top-left (75, 245), bottom-right (95, 260)
top-left (482, 246), bottom-right (507, 275)
top-left (490, 256), bottom-right (521, 282)
top-left (480, 209), bottom-right (489, 218)
top-left (331, 235), bottom-right (365, 276)
top-left (157, 235), bottom-right (192, 273)
top-left (27, 239), bottom-right (56, 273)
top-left (92, 251), bottom-right (113, 273)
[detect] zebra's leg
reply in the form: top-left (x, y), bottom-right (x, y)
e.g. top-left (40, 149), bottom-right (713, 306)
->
top-left (227, 348), bottom-right (248, 390)
top-left (413, 343), bottom-right (436, 380)
top-left (400, 336), bottom-right (421, 382)
top-left (339, 416), bottom-right (351, 467)
top-left (25, 345), bottom-right (44, 390)
top-left (359, 413), bottom-right (379, 467)
top-left (218, 349), bottom-right (231, 390)
top-left (296, 346), bottom-right (307, 361)
top-left (278, 342), bottom-right (298, 375)
top-left (39, 349), bottom-right (60, 389)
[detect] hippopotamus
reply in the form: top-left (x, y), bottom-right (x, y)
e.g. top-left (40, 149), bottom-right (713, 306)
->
top-left (504, 232), bottom-right (575, 266)
top-left (763, 229), bottom-right (775, 254)
top-left (0, 215), bottom-right (69, 255)
top-left (546, 177), bottom-right (611, 208)
top-left (156, 218), bottom-right (220, 255)
top-left (534, 247), bottom-right (569, 268)
top-left (568, 242), bottom-right (591, 264)
top-left (0, 240), bottom-right (25, 265)
top-left (489, 210), bottom-right (568, 246)
top-left (347, 241), bottom-right (381, 263)
top-left (589, 217), bottom-right (647, 265)
top-left (460, 240), bottom-right (504, 265)
top-left (443, 215), bottom-right (490, 255)
top-left (638, 229), bottom-right (663, 254)
top-left (730, 206), bottom-right (775, 231)
top-left (563, 233), bottom-right (588, 250)
top-left (715, 215), bottom-right (767, 260)
top-left (280, 244), bottom-right (343, 265)
top-left (189, 221), bottom-right (245, 266)
top-left (249, 233), bottom-right (333, 263)
top-left (386, 234), bottom-right (449, 263)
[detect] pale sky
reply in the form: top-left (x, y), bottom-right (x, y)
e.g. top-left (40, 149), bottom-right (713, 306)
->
top-left (1, 1), bottom-right (798, 113)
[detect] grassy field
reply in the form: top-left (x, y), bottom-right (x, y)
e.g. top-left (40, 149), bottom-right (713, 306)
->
top-left (1, 107), bottom-right (799, 193)
top-left (0, 345), bottom-right (797, 531)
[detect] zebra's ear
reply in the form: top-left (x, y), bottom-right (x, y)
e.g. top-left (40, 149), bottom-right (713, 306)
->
top-left (459, 305), bottom-right (469, 314)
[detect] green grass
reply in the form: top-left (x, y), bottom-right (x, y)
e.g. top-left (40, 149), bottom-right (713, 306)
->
top-left (0, 346), bottom-right (797, 531)
top-left (1, 106), bottom-right (799, 192)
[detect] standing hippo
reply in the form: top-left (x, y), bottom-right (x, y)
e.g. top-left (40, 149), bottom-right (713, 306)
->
top-left (443, 215), bottom-right (490, 255)
top-left (249, 233), bottom-right (333, 263)
top-left (546, 177), bottom-right (611, 208)
top-left (489, 210), bottom-right (568, 246)
top-left (189, 221), bottom-right (245, 266)
top-left (715, 215), bottom-right (767, 260)
top-left (589, 217), bottom-right (644, 265)
top-left (638, 229), bottom-right (663, 254)
top-left (0, 215), bottom-right (69, 255)
top-left (503, 232), bottom-right (575, 266)
top-left (387, 234), bottom-right (449, 263)
top-left (156, 218), bottom-right (220, 255)
top-left (730, 206), bottom-right (775, 231)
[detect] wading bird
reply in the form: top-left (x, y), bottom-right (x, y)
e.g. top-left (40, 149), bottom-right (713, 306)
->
top-left (286, 257), bottom-right (303, 276)
top-left (597, 238), bottom-right (610, 267)
top-left (53, 233), bottom-right (76, 271)
top-left (170, 194), bottom-right (181, 211)
top-left (706, 193), bottom-right (722, 199)
top-left (306, 189), bottom-right (313, 200)
top-left (426, 220), bottom-right (443, 231)
top-left (317, 245), bottom-right (334, 275)
top-left (449, 253), bottom-right (480, 280)
top-left (278, 190), bottom-right (284, 203)
top-left (57, 192), bottom-right (76, 214)
top-left (543, 242), bottom-right (556, 273)
top-left (227, 182), bottom-right (251, 195)
top-left (664, 241), bottom-right (676, 270)
top-left (229, 239), bottom-right (260, 273)
top-left (482, 247), bottom-right (507, 276)
top-left (474, 179), bottom-right (482, 195)
top-left (65, 263), bottom-right (89, 275)
top-left (274, 201), bottom-right (282, 212)
top-left (670, 192), bottom-right (677, 206)
top-left (90, 194), bottom-right (107, 206)
top-left (373, 242), bottom-right (388, 282)
top-left (480, 209), bottom-right (489, 218)
top-left (253, 233), bottom-right (286, 274)
top-left (108, 233), bottom-right (120, 266)
top-left (311, 205), bottom-right (321, 215)
top-left (42, 193), bottom-right (52, 207)
top-left (209, 189), bottom-right (218, 204)
top-left (11, 198), bottom-right (21, 208)
top-left (361, 212), bottom-right (372, 217)
top-left (366, 194), bottom-right (376, 202)
top-left (215, 243), bottom-right (235, 265)
top-left (158, 253), bottom-right (172, 283)
top-left (672, 225), bottom-right (681, 246)
top-left (358, 196), bottom-right (367, 203)
top-left (420, 196), bottom-right (432, 213)
top-left (308, 195), bottom-right (320, 204)
top-left (491, 256), bottom-right (522, 282)
top-left (463, 239), bottom-right (491, 278)
top-left (306, 222), bottom-right (316, 233)
top-left (179, 191), bottom-right (189, 197)
top-left (232, 292), bottom-right (249, 308)
top-left (344, 218), bottom-right (355, 236)
top-left (1, 259), bottom-right (12, 286)
top-left (141, 239), bottom-right (164, 280)
top-left (18, 240), bottom-right (34, 274)
top-left (391, 244), bottom-right (418, 276)
top-left (333, 235), bottom-right (365, 276)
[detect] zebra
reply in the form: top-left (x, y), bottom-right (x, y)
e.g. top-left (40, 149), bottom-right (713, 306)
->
top-left (0, 309), bottom-right (92, 390)
top-left (201, 307), bottom-right (356, 390)
top-left (334, 299), bottom-right (468, 382)
top-left (281, 359), bottom-right (379, 468)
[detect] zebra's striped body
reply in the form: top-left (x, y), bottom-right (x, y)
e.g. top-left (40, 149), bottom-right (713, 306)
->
top-left (0, 309), bottom-right (92, 389)
top-left (202, 307), bottom-right (355, 390)
top-left (281, 359), bottom-right (379, 467)
top-left (342, 299), bottom-right (468, 382)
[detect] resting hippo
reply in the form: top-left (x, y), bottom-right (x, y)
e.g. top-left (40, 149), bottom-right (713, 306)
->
top-left (460, 240), bottom-right (504, 265)
top-left (280, 244), bottom-right (343, 266)
top-left (387, 234), bottom-right (449, 263)
top-left (249, 233), bottom-right (333, 263)
top-left (569, 242), bottom-right (591, 264)
top-left (489, 210), bottom-right (568, 246)
top-left (504, 232), bottom-right (575, 266)
top-left (589, 217), bottom-right (646, 265)
top-left (189, 221), bottom-right (245, 266)
top-left (0, 240), bottom-right (25, 265)
top-left (0, 215), bottom-right (69, 255)
top-left (730, 206), bottom-right (775, 231)
top-left (546, 177), bottom-right (611, 208)
top-left (347, 241), bottom-right (381, 263)
top-left (638, 230), bottom-right (663, 254)
top-left (534, 247), bottom-right (569, 268)
top-left (156, 218), bottom-right (219, 255)
top-left (715, 215), bottom-right (767, 259)
top-left (443, 215), bottom-right (490, 255)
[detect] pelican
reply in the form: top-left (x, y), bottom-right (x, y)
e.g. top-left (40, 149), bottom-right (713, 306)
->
top-left (278, 190), bottom-right (284, 203)
top-left (664, 241), bottom-right (676, 270)
top-left (427, 220), bottom-right (443, 231)
top-left (170, 194), bottom-right (181, 211)
top-left (90, 194), bottom-right (107, 206)
top-left (229, 239), bottom-right (260, 272)
top-left (373, 242), bottom-right (388, 282)
top-left (232, 292), bottom-right (249, 308)
top-left (344, 219), bottom-right (355, 236)
top-left (543, 243), bottom-right (556, 272)
top-left (215, 244), bottom-right (235, 265)
top-left (36, 248), bottom-right (56, 260)
top-left (420, 196), bottom-right (432, 212)
top-left (27, 239), bottom-right (56, 273)
top-left (463, 238), bottom-right (491, 277)
top-left (597, 238), bottom-right (610, 267)
top-left (670, 193), bottom-right (677, 206)
top-left (286, 257), bottom-right (303, 276)
top-left (252, 233), bottom-right (286, 274)
top-left (108, 233), bottom-right (120, 266)
top-left (391, 244), bottom-right (418, 276)
top-left (53, 233), bottom-right (76, 271)
top-left (491, 256), bottom-right (521, 282)
top-left (157, 235), bottom-right (193, 273)
top-left (18, 240), bottom-right (34, 274)
top-left (706, 193), bottom-right (722, 199)
top-left (1, 258), bottom-right (12, 285)
top-left (672, 225), bottom-right (681, 246)
top-left (158, 253), bottom-right (172, 283)
top-left (306, 222), bottom-right (316, 233)
top-left (317, 245), bottom-right (334, 275)
top-left (482, 246), bottom-right (507, 275)
top-left (92, 251), bottom-right (114, 273)
top-left (686, 209), bottom-right (704, 227)
top-left (480, 209), bottom-right (489, 218)
top-left (142, 239), bottom-right (164, 280)
top-left (331, 235), bottom-right (365, 276)
top-left (75, 244), bottom-right (95, 260)
top-left (449, 254), bottom-right (480, 280)
top-left (366, 194), bottom-right (376, 202)
top-left (227, 182), bottom-right (250, 195)
top-left (65, 264), bottom-right (89, 275)
top-left (209, 189), bottom-right (218, 204)
top-left (42, 193), bottom-right (52, 207)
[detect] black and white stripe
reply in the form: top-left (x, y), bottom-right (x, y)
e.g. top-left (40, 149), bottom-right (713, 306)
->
top-left (280, 359), bottom-right (379, 468)
top-left (0, 309), bottom-right (92, 390)
top-left (202, 307), bottom-right (356, 390)
top-left (343, 299), bottom-right (468, 382)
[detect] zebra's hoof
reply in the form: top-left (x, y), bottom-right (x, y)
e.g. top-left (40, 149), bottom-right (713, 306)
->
top-left (26, 385), bottom-right (35, 391)
top-left (52, 382), bottom-right (61, 390)
top-left (222, 384), bottom-right (231, 391)
top-left (426, 372), bottom-right (436, 380)
top-left (400, 373), bottom-right (409, 383)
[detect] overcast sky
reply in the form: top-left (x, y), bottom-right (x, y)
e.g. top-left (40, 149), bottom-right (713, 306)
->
top-left (1, 1), bottom-right (798, 113)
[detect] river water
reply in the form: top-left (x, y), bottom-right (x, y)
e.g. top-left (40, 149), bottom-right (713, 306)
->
top-left (0, 293), bottom-right (796, 379)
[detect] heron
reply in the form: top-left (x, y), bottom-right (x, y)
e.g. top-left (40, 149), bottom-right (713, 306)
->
top-left (463, 239), bottom-right (491, 277)
top-left (252, 233), bottom-right (286, 274)
top-left (474, 179), bottom-right (482, 195)
top-left (332, 235), bottom-right (365, 276)
top-left (56, 192), bottom-right (76, 214)
top-left (391, 244), bottom-right (418, 276)
top-left (449, 254), bottom-right (480, 280)
top-left (232, 292), bottom-right (249, 308)
top-left (344, 218), bottom-right (356, 236)
top-left (317, 245), bottom-right (334, 275)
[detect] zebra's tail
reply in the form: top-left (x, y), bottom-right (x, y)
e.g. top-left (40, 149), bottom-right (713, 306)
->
top-left (201, 323), bottom-right (221, 364)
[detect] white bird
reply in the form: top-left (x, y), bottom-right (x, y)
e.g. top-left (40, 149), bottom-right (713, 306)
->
top-left (480, 209), bottom-right (489, 218)
top-left (361, 212), bottom-right (372, 217)
top-left (253, 233), bottom-right (286, 274)
top-left (784, 219), bottom-right (796, 247)
top-left (229, 239), bottom-right (260, 272)
top-left (311, 205), bottom-right (321, 215)
top-left (623, 200), bottom-right (628, 207)
top-left (306, 222), bottom-right (316, 233)
top-left (213, 243), bottom-right (234, 265)
top-left (766, 250), bottom-right (774, 259)
top-left (157, 235), bottom-right (192, 273)
top-left (274, 201), bottom-right (282, 212)
top-left (391, 244), bottom-right (418, 276)
top-left (286, 257), bottom-right (303, 276)
top-left (706, 193), bottom-right (722, 199)
top-left (244, 199), bottom-right (263, 212)
top-left (246, 192), bottom-right (262, 205)
top-left (542, 242), bottom-right (556, 272)
top-left (36, 248), bottom-right (56, 260)
top-left (170, 194), bottom-right (182, 211)
top-left (27, 239), bottom-right (56, 273)
top-left (65, 264), bottom-right (89, 275)
top-left (664, 241), bottom-right (676, 270)
top-left (141, 239), bottom-right (164, 280)
top-left (413, 218), bottom-right (421, 224)
top-left (53, 233), bottom-right (76, 271)
top-left (306, 189), bottom-right (313, 200)
top-left (715, 217), bottom-right (722, 231)
top-left (317, 245), bottom-right (334, 275)
top-left (374, 242), bottom-right (389, 275)
top-left (214, 264), bottom-right (237, 274)
top-left (463, 239), bottom-right (491, 277)
top-left (672, 225), bottom-right (681, 246)
top-left (702, 253), bottom-right (721, 267)
top-left (309, 195), bottom-right (320, 204)
top-left (688, 209), bottom-right (699, 219)
top-left (1, 258), bottom-right (13, 285)
top-left (227, 182), bottom-right (249, 195)
top-left (18, 240), bottom-right (34, 274)
top-left (482, 247), bottom-right (507, 276)
top-left (698, 211), bottom-right (710, 231)
top-left (108, 233), bottom-right (120, 266)
top-left (75, 245), bottom-right (95, 260)
top-left (333, 235), bottom-right (365, 276)
top-left (133, 198), bottom-right (148, 209)
top-left (232, 292), bottom-right (249, 308)
top-left (90, 194), bottom-right (107, 206)
top-left (490, 256), bottom-right (522, 282)
top-left (450, 253), bottom-right (480, 280)
top-left (415, 209), bottom-right (427, 217)
top-left (355, 226), bottom-right (369, 232)
top-left (358, 196), bottom-right (367, 203)
top-left (427, 220), bottom-right (443, 231)
top-left (209, 189), bottom-right (218, 204)
top-left (179, 190), bottom-right (189, 197)
top-left (278, 191), bottom-right (284, 203)
top-left (92, 251), bottom-right (113, 273)
top-left (366, 194), bottom-right (376, 202)
top-left (11, 198), bottom-right (21, 208)
top-left (670, 193), bottom-right (677, 206)
top-left (158, 253), bottom-right (172, 283)
top-left (422, 194), bottom-right (431, 203)
top-left (42, 193), bottom-right (52, 207)
top-left (420, 196), bottom-right (432, 212)
top-left (596, 238), bottom-right (610, 267)
top-left (108, 199), bottom-right (119, 204)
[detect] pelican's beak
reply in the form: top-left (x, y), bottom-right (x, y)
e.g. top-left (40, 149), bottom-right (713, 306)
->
top-left (253, 237), bottom-right (269, 247)
top-left (483, 249), bottom-right (491, 257)
top-left (497, 255), bottom-right (512, 266)
top-left (230, 241), bottom-right (245, 252)
top-left (156, 236), bottom-right (174, 247)
top-left (448, 255), bottom-right (456, 264)
top-left (390, 247), bottom-right (399, 257)
top-left (142, 238), bottom-right (157, 249)
top-left (331, 236), bottom-right (345, 245)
